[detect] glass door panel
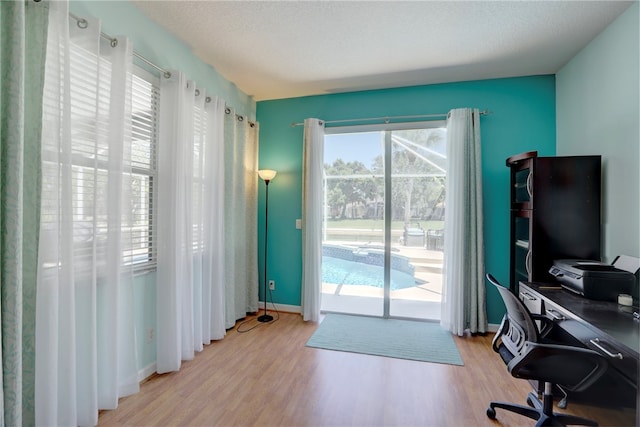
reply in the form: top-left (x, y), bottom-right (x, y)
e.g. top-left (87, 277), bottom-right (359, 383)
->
top-left (514, 214), bottom-right (531, 284)
top-left (321, 131), bottom-right (385, 317)
top-left (389, 128), bottom-right (446, 320)
top-left (514, 167), bottom-right (532, 204)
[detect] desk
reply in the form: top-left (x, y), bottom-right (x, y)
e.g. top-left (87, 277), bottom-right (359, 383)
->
top-left (518, 282), bottom-right (639, 411)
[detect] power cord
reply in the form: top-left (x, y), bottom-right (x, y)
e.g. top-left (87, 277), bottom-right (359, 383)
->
top-left (236, 316), bottom-right (263, 333)
top-left (236, 283), bottom-right (280, 333)
top-left (267, 285), bottom-right (280, 322)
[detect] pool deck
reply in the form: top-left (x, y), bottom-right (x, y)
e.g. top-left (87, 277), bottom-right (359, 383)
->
top-left (321, 242), bottom-right (443, 320)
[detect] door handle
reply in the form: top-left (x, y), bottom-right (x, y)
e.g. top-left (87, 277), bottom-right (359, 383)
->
top-left (589, 338), bottom-right (623, 360)
top-left (547, 309), bottom-right (566, 321)
top-left (519, 292), bottom-right (536, 301)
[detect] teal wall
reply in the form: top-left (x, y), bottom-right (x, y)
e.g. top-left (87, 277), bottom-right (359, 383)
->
top-left (133, 271), bottom-right (157, 372)
top-left (70, 1), bottom-right (255, 118)
top-left (256, 76), bottom-right (557, 325)
top-left (556, 2), bottom-right (639, 262)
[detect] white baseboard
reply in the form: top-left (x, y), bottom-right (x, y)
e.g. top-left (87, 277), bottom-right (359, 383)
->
top-left (259, 301), bottom-right (302, 314)
top-left (259, 302), bottom-right (499, 333)
top-left (138, 362), bottom-right (157, 383)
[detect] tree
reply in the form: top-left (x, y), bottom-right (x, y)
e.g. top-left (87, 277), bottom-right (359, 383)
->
top-left (325, 159), bottom-right (376, 219)
top-left (324, 127), bottom-right (447, 222)
top-left (391, 128), bottom-right (446, 223)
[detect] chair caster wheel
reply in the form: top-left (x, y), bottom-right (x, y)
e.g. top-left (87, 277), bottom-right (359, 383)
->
top-left (486, 407), bottom-right (496, 420)
top-left (557, 398), bottom-right (567, 409)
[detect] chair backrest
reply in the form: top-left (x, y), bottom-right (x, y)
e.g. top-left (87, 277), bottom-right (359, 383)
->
top-left (487, 274), bottom-right (540, 356)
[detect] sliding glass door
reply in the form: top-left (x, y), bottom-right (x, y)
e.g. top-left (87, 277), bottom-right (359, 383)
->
top-left (321, 122), bottom-right (446, 320)
top-left (388, 127), bottom-right (446, 319)
top-left (322, 131), bottom-right (385, 316)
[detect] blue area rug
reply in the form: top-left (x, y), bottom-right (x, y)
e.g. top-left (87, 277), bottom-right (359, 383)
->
top-left (306, 314), bottom-right (464, 366)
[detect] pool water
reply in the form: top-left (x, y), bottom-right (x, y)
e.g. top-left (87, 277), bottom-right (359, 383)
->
top-left (322, 256), bottom-right (417, 290)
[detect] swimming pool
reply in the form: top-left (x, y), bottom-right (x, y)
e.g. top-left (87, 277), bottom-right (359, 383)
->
top-left (322, 244), bottom-right (417, 290)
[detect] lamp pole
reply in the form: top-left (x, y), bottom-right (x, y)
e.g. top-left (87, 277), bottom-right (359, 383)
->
top-left (258, 170), bottom-right (276, 322)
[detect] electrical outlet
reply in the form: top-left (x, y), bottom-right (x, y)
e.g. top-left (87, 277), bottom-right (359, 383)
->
top-left (147, 328), bottom-right (154, 343)
top-left (269, 280), bottom-right (275, 291)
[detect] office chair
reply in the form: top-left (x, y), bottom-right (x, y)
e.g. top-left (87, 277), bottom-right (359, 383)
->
top-left (485, 274), bottom-right (609, 427)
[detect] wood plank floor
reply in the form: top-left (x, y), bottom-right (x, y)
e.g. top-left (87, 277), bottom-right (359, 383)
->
top-left (99, 312), bottom-right (636, 426)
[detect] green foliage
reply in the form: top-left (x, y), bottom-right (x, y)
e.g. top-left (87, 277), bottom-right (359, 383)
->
top-left (324, 218), bottom-right (444, 230)
top-left (324, 128), bottom-right (446, 222)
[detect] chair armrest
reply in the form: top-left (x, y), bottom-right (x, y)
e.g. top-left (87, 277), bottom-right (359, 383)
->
top-left (530, 314), bottom-right (554, 337)
top-left (507, 341), bottom-right (608, 392)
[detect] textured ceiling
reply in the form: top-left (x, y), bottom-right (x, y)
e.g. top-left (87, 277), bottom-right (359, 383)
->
top-left (132, 1), bottom-right (633, 101)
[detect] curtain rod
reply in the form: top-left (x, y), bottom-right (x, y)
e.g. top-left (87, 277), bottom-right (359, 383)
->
top-left (69, 12), bottom-right (171, 79)
top-left (68, 12), bottom-right (256, 127)
top-left (290, 110), bottom-right (491, 127)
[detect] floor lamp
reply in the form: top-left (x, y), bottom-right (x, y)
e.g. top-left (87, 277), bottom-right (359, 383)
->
top-left (258, 169), bottom-right (277, 322)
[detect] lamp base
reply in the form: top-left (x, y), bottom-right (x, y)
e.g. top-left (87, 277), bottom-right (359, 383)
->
top-left (257, 313), bottom-right (274, 323)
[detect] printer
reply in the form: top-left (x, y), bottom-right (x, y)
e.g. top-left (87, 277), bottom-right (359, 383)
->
top-left (549, 259), bottom-right (636, 302)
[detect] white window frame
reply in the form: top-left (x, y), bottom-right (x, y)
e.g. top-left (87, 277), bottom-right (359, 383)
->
top-left (129, 66), bottom-right (159, 273)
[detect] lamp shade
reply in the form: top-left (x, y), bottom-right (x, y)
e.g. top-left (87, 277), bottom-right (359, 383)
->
top-left (258, 169), bottom-right (277, 181)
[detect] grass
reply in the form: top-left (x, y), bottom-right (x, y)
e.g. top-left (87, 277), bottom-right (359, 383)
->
top-left (325, 218), bottom-right (443, 230)
top-left (323, 219), bottom-right (444, 244)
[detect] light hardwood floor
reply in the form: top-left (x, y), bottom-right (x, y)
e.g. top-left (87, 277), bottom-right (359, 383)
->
top-left (99, 312), bottom-right (636, 426)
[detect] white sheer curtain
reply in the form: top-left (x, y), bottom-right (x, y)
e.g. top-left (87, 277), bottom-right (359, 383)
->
top-left (440, 108), bottom-right (487, 336)
top-left (206, 96), bottom-right (228, 340)
top-left (35, 2), bottom-right (139, 425)
top-left (223, 109), bottom-right (259, 328)
top-left (301, 118), bottom-right (325, 322)
top-left (156, 74), bottom-right (234, 372)
top-left (156, 72), bottom-right (196, 372)
top-left (193, 92), bottom-right (227, 345)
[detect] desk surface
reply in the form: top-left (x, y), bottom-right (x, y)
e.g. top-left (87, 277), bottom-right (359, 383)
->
top-left (522, 282), bottom-right (640, 357)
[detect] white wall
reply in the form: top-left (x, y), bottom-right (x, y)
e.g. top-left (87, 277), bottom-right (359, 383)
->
top-left (556, 2), bottom-right (639, 262)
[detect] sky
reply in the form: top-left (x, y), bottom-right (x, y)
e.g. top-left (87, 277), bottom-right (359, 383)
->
top-left (324, 132), bottom-right (383, 167)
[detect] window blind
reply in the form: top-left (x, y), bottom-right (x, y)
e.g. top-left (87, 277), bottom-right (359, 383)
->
top-left (40, 39), bottom-right (159, 273)
top-left (130, 69), bottom-right (159, 268)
